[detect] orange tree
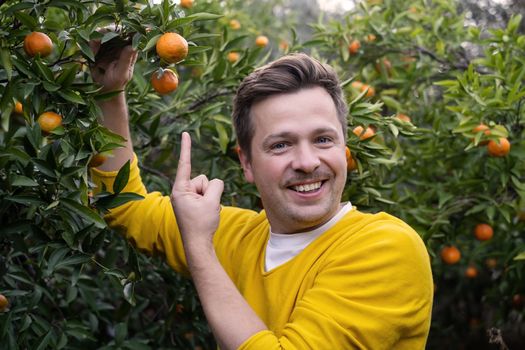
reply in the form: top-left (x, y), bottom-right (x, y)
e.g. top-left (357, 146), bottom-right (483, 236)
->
top-left (0, 0), bottom-right (524, 349)
top-left (310, 0), bottom-right (525, 348)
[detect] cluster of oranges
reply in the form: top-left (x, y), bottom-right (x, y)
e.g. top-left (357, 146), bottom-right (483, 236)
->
top-left (440, 223), bottom-right (495, 280)
top-left (152, 32), bottom-right (189, 95)
top-left (21, 32), bottom-right (66, 137)
top-left (471, 123), bottom-right (511, 157)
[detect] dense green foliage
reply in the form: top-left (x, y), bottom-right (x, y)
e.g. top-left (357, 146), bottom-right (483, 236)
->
top-left (0, 0), bottom-right (523, 348)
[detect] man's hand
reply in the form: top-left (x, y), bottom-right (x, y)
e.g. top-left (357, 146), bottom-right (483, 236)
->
top-left (89, 37), bottom-right (138, 93)
top-left (88, 33), bottom-right (137, 171)
top-left (171, 132), bottom-right (224, 249)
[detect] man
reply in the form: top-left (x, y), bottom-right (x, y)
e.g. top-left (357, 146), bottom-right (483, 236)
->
top-left (90, 43), bottom-right (433, 349)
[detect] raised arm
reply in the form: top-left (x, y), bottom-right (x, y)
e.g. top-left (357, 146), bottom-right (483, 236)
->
top-left (89, 39), bottom-right (138, 171)
top-left (171, 132), bottom-right (268, 350)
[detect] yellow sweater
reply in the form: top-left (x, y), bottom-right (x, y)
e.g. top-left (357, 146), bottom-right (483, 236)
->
top-left (92, 157), bottom-right (433, 349)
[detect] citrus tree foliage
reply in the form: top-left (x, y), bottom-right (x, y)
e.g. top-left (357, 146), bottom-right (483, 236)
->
top-left (0, 0), bottom-right (523, 349)
top-left (310, 0), bottom-right (525, 347)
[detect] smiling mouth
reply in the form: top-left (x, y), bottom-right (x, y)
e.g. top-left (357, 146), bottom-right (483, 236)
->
top-left (290, 181), bottom-right (323, 193)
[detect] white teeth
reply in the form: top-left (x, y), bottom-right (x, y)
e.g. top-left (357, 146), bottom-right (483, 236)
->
top-left (292, 182), bottom-right (322, 192)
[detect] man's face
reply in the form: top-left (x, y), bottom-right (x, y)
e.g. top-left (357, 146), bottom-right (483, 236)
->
top-left (239, 86), bottom-right (347, 233)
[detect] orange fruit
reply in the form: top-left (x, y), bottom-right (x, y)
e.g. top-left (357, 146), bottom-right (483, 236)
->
top-left (396, 113), bottom-right (411, 122)
top-left (0, 294), bottom-right (8, 312)
top-left (485, 258), bottom-right (498, 269)
top-left (353, 125), bottom-right (375, 140)
top-left (229, 19), bottom-right (241, 30)
top-left (440, 245), bottom-right (461, 265)
top-left (465, 266), bottom-right (478, 278)
top-left (351, 81), bottom-right (363, 90)
top-left (345, 146), bottom-right (358, 171)
top-left (348, 39), bottom-right (361, 55)
top-left (37, 111), bottom-right (63, 133)
top-left (180, 0), bottom-right (193, 8)
top-left (363, 84), bottom-right (375, 98)
top-left (88, 153), bottom-right (108, 168)
top-left (255, 35), bottom-right (269, 48)
top-left (156, 32), bottom-right (188, 64)
top-left (472, 123), bottom-right (491, 145)
top-left (227, 51), bottom-right (240, 63)
top-left (474, 223), bottom-right (493, 241)
top-left (151, 69), bottom-right (179, 95)
top-left (279, 39), bottom-right (289, 51)
top-left (512, 294), bottom-right (524, 309)
top-left (375, 58), bottom-right (392, 76)
top-left (365, 34), bottom-right (376, 42)
top-left (23, 31), bottom-right (53, 57)
top-left (175, 303), bottom-right (184, 313)
top-left (351, 81), bottom-right (375, 98)
top-left (487, 137), bottom-right (510, 157)
top-left (14, 101), bottom-right (23, 114)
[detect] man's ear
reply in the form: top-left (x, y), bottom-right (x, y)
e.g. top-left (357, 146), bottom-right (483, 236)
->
top-left (238, 148), bottom-right (255, 183)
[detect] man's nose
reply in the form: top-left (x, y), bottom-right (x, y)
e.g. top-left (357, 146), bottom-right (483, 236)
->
top-left (291, 144), bottom-right (321, 173)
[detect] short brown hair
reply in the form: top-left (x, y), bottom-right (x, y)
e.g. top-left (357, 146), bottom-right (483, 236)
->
top-left (232, 53), bottom-right (348, 160)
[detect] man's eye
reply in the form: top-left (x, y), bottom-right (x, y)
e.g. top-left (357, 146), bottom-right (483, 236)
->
top-left (271, 142), bottom-right (288, 150)
top-left (317, 137), bottom-right (332, 144)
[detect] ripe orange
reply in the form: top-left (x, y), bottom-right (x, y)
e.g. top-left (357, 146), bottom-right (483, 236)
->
top-left (365, 34), bottom-right (376, 42)
top-left (156, 32), bottom-right (188, 64)
top-left (364, 84), bottom-right (375, 98)
top-left (485, 258), bottom-right (498, 269)
top-left (465, 266), bottom-right (478, 278)
top-left (279, 39), bottom-right (289, 51)
top-left (151, 69), bottom-right (179, 95)
top-left (512, 294), bottom-right (524, 309)
top-left (487, 137), bottom-right (510, 157)
top-left (474, 223), bottom-right (493, 241)
top-left (255, 35), bottom-right (269, 48)
top-left (89, 153), bottom-right (108, 168)
top-left (351, 81), bottom-right (363, 90)
top-left (180, 0), bottom-right (193, 8)
top-left (440, 245), bottom-right (461, 265)
top-left (14, 101), bottom-right (23, 114)
top-left (345, 146), bottom-right (358, 171)
top-left (351, 81), bottom-right (375, 98)
top-left (375, 58), bottom-right (392, 76)
top-left (348, 39), bottom-right (361, 55)
top-left (396, 113), bottom-right (411, 122)
top-left (23, 31), bottom-right (53, 57)
top-left (37, 111), bottom-right (63, 133)
top-left (353, 125), bottom-right (375, 140)
top-left (0, 294), bottom-right (8, 312)
top-left (227, 51), bottom-right (240, 63)
top-left (472, 123), bottom-right (491, 145)
top-left (229, 19), bottom-right (241, 30)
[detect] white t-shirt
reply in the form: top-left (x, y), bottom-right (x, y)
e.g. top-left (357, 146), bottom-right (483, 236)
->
top-left (265, 202), bottom-right (353, 272)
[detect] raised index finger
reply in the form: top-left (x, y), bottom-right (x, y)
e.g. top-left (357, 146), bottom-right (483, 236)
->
top-left (175, 132), bottom-right (192, 185)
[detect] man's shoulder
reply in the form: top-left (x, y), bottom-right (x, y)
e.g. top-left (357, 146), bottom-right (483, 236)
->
top-left (335, 208), bottom-right (425, 250)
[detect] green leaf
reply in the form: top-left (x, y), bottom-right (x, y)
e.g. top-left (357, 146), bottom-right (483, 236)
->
top-left (14, 11), bottom-right (38, 30)
top-left (95, 192), bottom-right (144, 210)
top-left (58, 90), bottom-right (86, 104)
top-left (187, 12), bottom-right (223, 21)
top-left (60, 198), bottom-right (106, 228)
top-left (113, 160), bottom-right (131, 194)
top-left (514, 251), bottom-right (525, 261)
top-left (0, 48), bottom-right (13, 80)
top-left (11, 175), bottom-right (38, 187)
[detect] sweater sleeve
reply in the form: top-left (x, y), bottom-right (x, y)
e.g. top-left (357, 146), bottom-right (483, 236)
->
top-left (90, 155), bottom-right (256, 276)
top-left (238, 219), bottom-right (433, 350)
